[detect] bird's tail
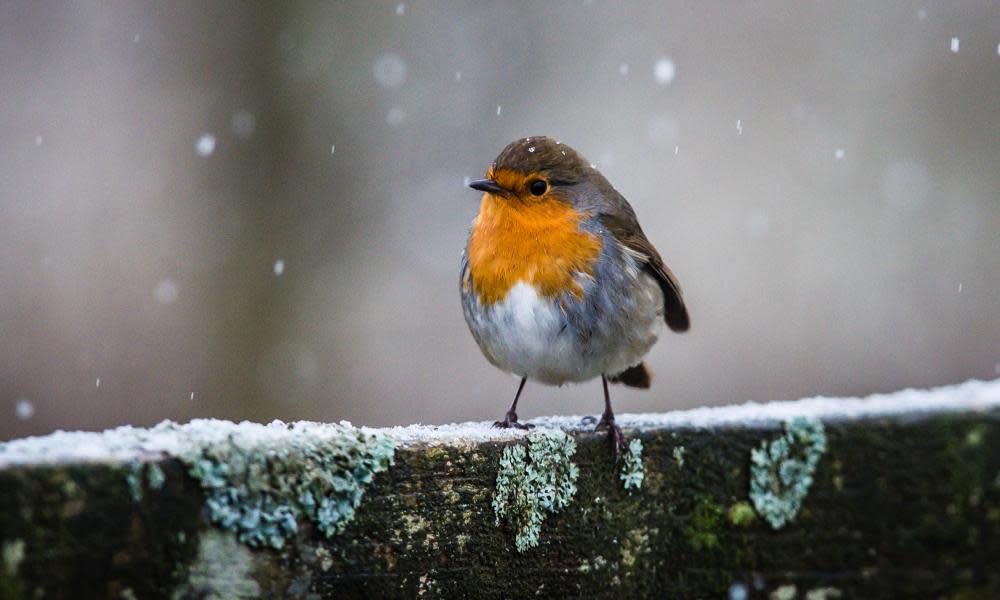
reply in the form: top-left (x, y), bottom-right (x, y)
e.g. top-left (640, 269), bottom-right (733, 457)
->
top-left (607, 362), bottom-right (652, 389)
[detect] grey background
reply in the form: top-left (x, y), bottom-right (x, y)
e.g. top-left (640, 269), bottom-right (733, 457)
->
top-left (2, 1), bottom-right (999, 440)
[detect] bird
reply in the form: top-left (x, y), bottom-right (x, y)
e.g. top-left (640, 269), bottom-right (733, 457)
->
top-left (460, 137), bottom-right (689, 462)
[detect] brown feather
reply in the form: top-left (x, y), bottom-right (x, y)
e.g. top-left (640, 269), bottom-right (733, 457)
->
top-left (608, 362), bottom-right (652, 388)
top-left (598, 211), bottom-right (690, 332)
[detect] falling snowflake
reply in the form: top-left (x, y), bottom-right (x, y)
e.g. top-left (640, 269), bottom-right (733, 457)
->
top-left (373, 54), bottom-right (407, 89)
top-left (654, 57), bottom-right (676, 85)
top-left (15, 399), bottom-right (34, 420)
top-left (196, 134), bottom-right (216, 157)
top-left (154, 279), bottom-right (179, 304)
top-left (386, 107), bottom-right (405, 126)
top-left (230, 110), bottom-right (256, 139)
top-left (273, 260), bottom-right (285, 276)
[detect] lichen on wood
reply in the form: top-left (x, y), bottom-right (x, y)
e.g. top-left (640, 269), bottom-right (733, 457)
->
top-left (492, 428), bottom-right (579, 551)
top-left (182, 422), bottom-right (395, 549)
top-left (0, 379), bottom-right (998, 598)
top-left (619, 439), bottom-right (645, 492)
top-left (749, 417), bottom-right (827, 529)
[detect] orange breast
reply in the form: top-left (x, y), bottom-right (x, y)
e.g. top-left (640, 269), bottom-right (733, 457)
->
top-left (466, 194), bottom-right (602, 306)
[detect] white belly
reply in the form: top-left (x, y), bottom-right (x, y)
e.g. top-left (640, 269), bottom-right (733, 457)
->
top-left (466, 279), bottom-right (662, 385)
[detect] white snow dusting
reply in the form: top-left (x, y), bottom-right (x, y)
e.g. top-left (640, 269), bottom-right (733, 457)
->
top-left (1, 379), bottom-right (997, 467)
top-left (950, 37), bottom-right (960, 53)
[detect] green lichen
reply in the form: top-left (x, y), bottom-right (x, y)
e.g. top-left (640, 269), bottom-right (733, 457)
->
top-left (125, 461), bottom-right (144, 502)
top-left (124, 461), bottom-right (165, 502)
top-left (171, 531), bottom-right (260, 600)
top-left (727, 501), bottom-right (756, 527)
top-left (805, 587), bottom-right (843, 600)
top-left (619, 438), bottom-right (645, 493)
top-left (965, 424), bottom-right (987, 447)
top-left (620, 528), bottom-right (653, 571)
top-left (182, 424), bottom-right (395, 550)
top-left (685, 498), bottom-right (723, 551)
top-left (147, 462), bottom-right (166, 490)
top-left (770, 584), bottom-right (797, 600)
top-left (493, 429), bottom-right (579, 552)
top-left (750, 417), bottom-right (827, 530)
top-left (672, 445), bottom-right (686, 468)
top-left (314, 546), bottom-right (333, 572)
top-left (2, 539), bottom-right (25, 576)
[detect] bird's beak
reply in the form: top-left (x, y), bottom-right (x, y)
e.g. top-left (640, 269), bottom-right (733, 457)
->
top-left (468, 178), bottom-right (505, 194)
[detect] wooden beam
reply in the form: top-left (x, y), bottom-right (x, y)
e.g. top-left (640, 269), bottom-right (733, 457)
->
top-left (1, 379), bottom-right (998, 599)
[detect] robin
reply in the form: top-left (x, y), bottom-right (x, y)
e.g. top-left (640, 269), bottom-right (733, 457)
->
top-left (460, 137), bottom-right (689, 462)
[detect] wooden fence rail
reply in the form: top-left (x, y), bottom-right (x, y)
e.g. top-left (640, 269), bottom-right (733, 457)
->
top-left (1, 379), bottom-right (999, 599)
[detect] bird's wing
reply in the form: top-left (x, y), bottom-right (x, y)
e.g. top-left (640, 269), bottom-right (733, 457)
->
top-left (598, 207), bottom-right (690, 333)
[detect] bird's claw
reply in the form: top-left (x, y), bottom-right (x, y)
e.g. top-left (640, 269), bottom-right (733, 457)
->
top-left (493, 411), bottom-right (534, 430)
top-left (594, 413), bottom-right (626, 465)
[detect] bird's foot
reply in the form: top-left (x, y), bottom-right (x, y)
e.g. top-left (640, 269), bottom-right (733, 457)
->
top-left (493, 411), bottom-right (534, 430)
top-left (594, 412), bottom-right (626, 465)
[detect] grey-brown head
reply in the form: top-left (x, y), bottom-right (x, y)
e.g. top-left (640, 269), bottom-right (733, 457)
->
top-left (467, 136), bottom-right (605, 205)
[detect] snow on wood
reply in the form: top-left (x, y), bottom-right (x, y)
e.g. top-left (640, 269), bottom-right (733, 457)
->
top-left (2, 378), bottom-right (997, 467)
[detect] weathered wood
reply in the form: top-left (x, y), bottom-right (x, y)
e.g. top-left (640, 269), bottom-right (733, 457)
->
top-left (1, 380), bottom-right (999, 599)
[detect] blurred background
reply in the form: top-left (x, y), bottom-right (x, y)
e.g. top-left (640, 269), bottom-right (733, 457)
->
top-left (2, 1), bottom-right (999, 440)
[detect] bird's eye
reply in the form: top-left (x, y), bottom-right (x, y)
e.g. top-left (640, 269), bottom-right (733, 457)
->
top-left (528, 179), bottom-right (547, 196)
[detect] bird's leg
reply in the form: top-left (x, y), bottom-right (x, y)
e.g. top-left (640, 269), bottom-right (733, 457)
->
top-left (594, 376), bottom-right (626, 464)
top-left (493, 377), bottom-right (534, 430)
